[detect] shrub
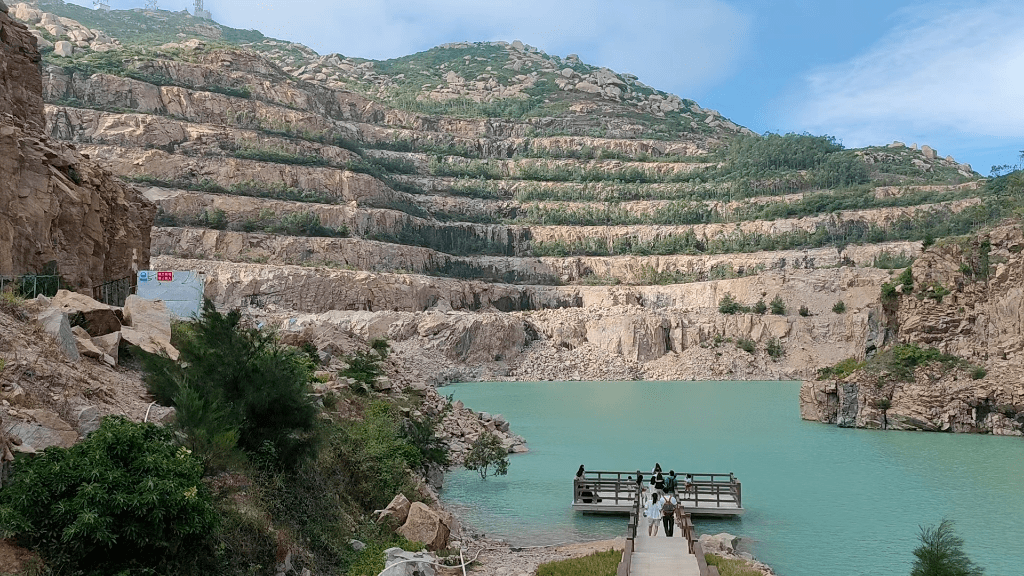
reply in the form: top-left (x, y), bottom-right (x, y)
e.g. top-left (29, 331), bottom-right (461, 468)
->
top-left (832, 300), bottom-right (846, 314)
top-left (910, 519), bottom-right (984, 576)
top-left (719, 292), bottom-right (750, 314)
top-left (464, 432), bottom-right (510, 480)
top-left (331, 402), bottom-right (421, 509)
top-left (970, 367), bottom-right (987, 380)
top-left (765, 337), bottom-right (784, 360)
top-left (705, 554), bottom-right (764, 576)
top-left (888, 344), bottom-right (960, 381)
top-left (752, 298), bottom-right (767, 315)
top-left (897, 267), bottom-right (915, 291)
top-left (138, 300), bottom-right (318, 468)
top-left (339, 350), bottom-right (386, 395)
top-left (0, 417), bottom-right (217, 574)
top-left (881, 281), bottom-right (898, 302)
top-left (770, 294), bottom-right (786, 315)
top-left (817, 357), bottom-right (866, 380)
top-left (923, 282), bottom-right (951, 303)
top-left (736, 337), bottom-right (756, 354)
top-left (798, 305), bottom-right (811, 317)
top-left (537, 549), bottom-right (620, 576)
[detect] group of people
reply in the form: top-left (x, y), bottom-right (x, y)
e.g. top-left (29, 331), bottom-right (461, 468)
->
top-left (637, 463), bottom-right (693, 538)
top-left (574, 463), bottom-right (695, 538)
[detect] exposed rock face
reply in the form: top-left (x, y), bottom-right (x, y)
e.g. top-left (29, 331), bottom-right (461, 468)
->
top-left (0, 9), bottom-right (43, 129)
top-left (800, 225), bottom-right (1024, 435)
top-left (0, 10), bottom-right (154, 288)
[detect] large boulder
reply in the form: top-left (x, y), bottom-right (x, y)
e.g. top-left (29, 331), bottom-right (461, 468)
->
top-left (38, 309), bottom-right (79, 361)
top-left (6, 409), bottom-right (78, 451)
top-left (699, 532), bottom-right (739, 554)
top-left (120, 295), bottom-right (179, 360)
top-left (397, 502), bottom-right (450, 551)
top-left (52, 290), bottom-right (122, 336)
top-left (92, 331), bottom-right (121, 364)
top-left (377, 493), bottom-right (412, 526)
top-left (72, 325), bottom-right (103, 359)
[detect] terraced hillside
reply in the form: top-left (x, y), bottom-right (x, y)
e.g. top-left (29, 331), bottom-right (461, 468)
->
top-left (15, 1), bottom-right (1018, 383)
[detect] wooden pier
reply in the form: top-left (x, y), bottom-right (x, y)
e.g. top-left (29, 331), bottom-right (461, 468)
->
top-left (617, 487), bottom-right (722, 576)
top-left (573, 470), bottom-right (744, 517)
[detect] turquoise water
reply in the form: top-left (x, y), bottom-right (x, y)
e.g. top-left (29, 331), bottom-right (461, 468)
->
top-left (439, 381), bottom-right (1024, 576)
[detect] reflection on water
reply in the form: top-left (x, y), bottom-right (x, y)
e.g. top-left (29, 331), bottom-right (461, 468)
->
top-left (440, 381), bottom-right (1024, 576)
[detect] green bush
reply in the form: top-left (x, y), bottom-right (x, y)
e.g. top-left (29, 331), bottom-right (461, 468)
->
top-left (970, 367), bottom-right (987, 380)
top-left (832, 300), bottom-right (847, 314)
top-left (817, 357), bottom-right (866, 380)
top-left (765, 338), bottom-right (784, 360)
top-left (536, 549), bottom-right (620, 576)
top-left (339, 350), bottom-right (386, 395)
top-left (922, 282), bottom-right (951, 303)
top-left (0, 417), bottom-right (217, 575)
top-left (139, 300), bottom-right (318, 468)
top-left (798, 305), bottom-right (811, 317)
top-left (770, 295), bottom-right (786, 315)
top-left (736, 337), bottom-right (756, 354)
top-left (464, 432), bottom-right (510, 480)
top-left (719, 292), bottom-right (750, 314)
top-left (873, 251), bottom-right (915, 269)
top-left (331, 402), bottom-right (421, 510)
top-left (888, 344), bottom-right (960, 381)
top-left (752, 298), bottom-right (768, 315)
top-left (898, 267), bottom-right (915, 291)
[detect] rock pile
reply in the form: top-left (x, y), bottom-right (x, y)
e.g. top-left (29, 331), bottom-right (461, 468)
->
top-left (10, 3), bottom-right (121, 53)
top-left (436, 399), bottom-right (527, 463)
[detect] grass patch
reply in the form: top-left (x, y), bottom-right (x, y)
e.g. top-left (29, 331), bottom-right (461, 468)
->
top-left (536, 549), bottom-right (621, 576)
top-left (705, 554), bottom-right (763, 576)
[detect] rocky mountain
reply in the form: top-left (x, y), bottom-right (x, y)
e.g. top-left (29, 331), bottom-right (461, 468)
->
top-left (7, 1), bottom-right (1020, 408)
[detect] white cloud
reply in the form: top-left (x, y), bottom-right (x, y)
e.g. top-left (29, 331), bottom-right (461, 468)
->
top-left (788, 1), bottom-right (1024, 150)
top-left (203, 0), bottom-right (752, 95)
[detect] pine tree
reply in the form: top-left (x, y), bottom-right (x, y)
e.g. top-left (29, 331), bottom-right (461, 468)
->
top-left (911, 519), bottom-right (984, 576)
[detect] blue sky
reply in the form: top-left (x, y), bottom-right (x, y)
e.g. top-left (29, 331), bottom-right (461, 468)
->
top-left (84, 1), bottom-right (1023, 173)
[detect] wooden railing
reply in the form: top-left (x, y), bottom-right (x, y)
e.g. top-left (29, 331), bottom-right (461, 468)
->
top-left (617, 487), bottom-right (642, 576)
top-left (574, 470), bottom-right (742, 510)
top-left (676, 506), bottom-right (721, 576)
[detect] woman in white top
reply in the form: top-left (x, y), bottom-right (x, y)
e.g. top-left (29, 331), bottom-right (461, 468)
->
top-left (645, 492), bottom-right (663, 536)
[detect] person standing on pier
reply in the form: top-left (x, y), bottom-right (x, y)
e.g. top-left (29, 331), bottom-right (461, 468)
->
top-left (645, 492), bottom-right (663, 537)
top-left (661, 491), bottom-right (678, 537)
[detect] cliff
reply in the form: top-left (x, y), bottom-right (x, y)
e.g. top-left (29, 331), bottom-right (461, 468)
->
top-left (0, 7), bottom-right (153, 289)
top-left (800, 224), bottom-right (1024, 435)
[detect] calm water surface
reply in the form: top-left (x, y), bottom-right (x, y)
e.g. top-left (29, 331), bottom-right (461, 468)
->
top-left (439, 381), bottom-right (1024, 576)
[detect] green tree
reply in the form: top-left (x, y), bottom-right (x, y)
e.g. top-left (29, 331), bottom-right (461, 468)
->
top-left (832, 300), bottom-right (847, 314)
top-left (139, 300), bottom-right (317, 467)
top-left (911, 519), bottom-right (984, 576)
top-left (0, 417), bottom-right (217, 574)
top-left (464, 432), bottom-right (510, 480)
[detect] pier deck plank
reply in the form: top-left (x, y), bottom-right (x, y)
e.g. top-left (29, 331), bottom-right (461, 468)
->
top-left (630, 527), bottom-right (700, 576)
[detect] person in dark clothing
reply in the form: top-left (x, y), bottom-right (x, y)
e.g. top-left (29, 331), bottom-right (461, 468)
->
top-left (664, 470), bottom-right (678, 494)
top-left (576, 464), bottom-right (585, 479)
top-left (653, 472), bottom-right (666, 493)
top-left (661, 491), bottom-right (678, 536)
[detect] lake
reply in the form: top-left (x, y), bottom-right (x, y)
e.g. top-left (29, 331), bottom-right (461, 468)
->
top-left (439, 381), bottom-right (1024, 576)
